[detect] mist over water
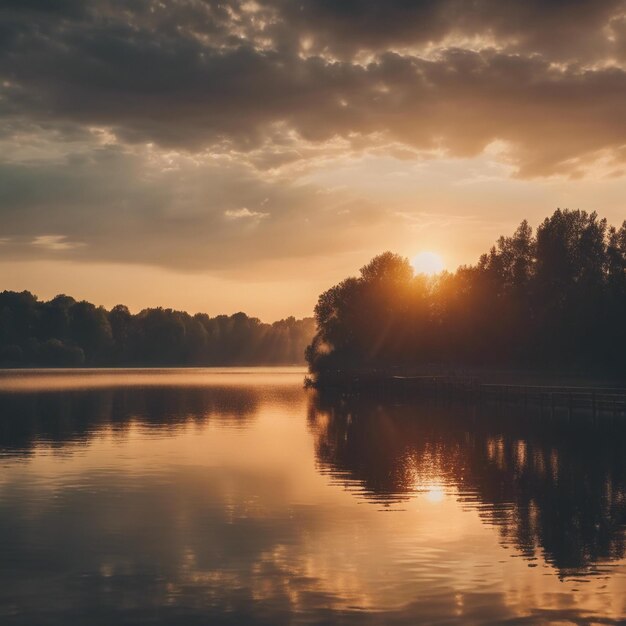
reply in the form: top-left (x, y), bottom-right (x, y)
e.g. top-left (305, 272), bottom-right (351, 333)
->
top-left (0, 369), bottom-right (625, 625)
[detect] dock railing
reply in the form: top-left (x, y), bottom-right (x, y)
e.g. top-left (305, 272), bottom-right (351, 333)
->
top-left (315, 370), bottom-right (626, 415)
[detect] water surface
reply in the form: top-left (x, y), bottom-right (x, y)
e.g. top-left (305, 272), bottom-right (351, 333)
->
top-left (0, 368), bottom-right (625, 625)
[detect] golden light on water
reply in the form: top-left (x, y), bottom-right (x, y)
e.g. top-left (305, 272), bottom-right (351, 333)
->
top-left (2, 370), bottom-right (626, 623)
top-left (424, 484), bottom-right (446, 503)
top-left (411, 251), bottom-right (445, 276)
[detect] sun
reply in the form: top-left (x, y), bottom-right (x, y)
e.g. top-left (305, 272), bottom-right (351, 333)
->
top-left (411, 251), bottom-right (445, 276)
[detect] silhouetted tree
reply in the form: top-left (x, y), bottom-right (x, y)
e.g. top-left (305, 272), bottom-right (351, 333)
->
top-left (38, 338), bottom-right (85, 366)
top-left (0, 293), bottom-right (315, 367)
top-left (307, 209), bottom-right (626, 381)
top-left (68, 301), bottom-right (113, 364)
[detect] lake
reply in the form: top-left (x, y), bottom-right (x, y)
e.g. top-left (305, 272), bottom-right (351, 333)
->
top-left (0, 368), bottom-right (625, 625)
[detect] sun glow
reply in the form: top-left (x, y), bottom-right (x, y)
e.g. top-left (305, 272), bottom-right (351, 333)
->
top-left (423, 484), bottom-right (446, 503)
top-left (411, 251), bottom-right (445, 276)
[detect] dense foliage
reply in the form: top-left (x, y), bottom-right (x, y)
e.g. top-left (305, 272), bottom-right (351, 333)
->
top-left (0, 293), bottom-right (314, 367)
top-left (307, 209), bottom-right (626, 379)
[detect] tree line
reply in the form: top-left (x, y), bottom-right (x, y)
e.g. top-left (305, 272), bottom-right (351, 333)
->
top-left (0, 291), bottom-right (315, 367)
top-left (307, 209), bottom-right (626, 380)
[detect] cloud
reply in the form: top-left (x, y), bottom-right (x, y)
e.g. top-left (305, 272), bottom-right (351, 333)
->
top-left (224, 207), bottom-right (269, 220)
top-left (0, 0), bottom-right (623, 178)
top-left (31, 235), bottom-right (84, 251)
top-left (0, 0), bottom-right (625, 276)
top-left (0, 142), bottom-right (398, 273)
top-left (266, 0), bottom-right (626, 62)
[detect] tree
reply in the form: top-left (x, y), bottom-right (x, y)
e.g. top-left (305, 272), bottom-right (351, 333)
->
top-left (0, 293), bottom-right (314, 367)
top-left (68, 301), bottom-right (113, 364)
top-left (307, 210), bottom-right (626, 381)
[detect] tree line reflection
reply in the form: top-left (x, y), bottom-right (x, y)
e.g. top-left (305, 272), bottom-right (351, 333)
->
top-left (1, 385), bottom-right (625, 579)
top-left (308, 392), bottom-right (626, 577)
top-left (0, 386), bottom-right (263, 455)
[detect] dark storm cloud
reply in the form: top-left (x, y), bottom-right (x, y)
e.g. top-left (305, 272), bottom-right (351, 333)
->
top-left (1, 0), bottom-right (625, 171)
top-left (268, 0), bottom-right (626, 61)
top-left (0, 0), bottom-right (625, 270)
top-left (3, 45), bottom-right (625, 176)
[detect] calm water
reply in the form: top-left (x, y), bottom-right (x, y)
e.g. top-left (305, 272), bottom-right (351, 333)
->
top-left (1, 368), bottom-right (625, 625)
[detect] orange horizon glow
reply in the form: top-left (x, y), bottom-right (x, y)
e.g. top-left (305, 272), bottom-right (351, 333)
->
top-left (1, 2), bottom-right (625, 321)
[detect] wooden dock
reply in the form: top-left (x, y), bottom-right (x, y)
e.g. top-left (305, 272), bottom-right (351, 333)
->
top-left (317, 372), bottom-right (626, 416)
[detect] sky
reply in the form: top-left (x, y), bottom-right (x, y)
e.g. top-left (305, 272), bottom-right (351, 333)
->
top-left (0, 0), bottom-right (625, 320)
